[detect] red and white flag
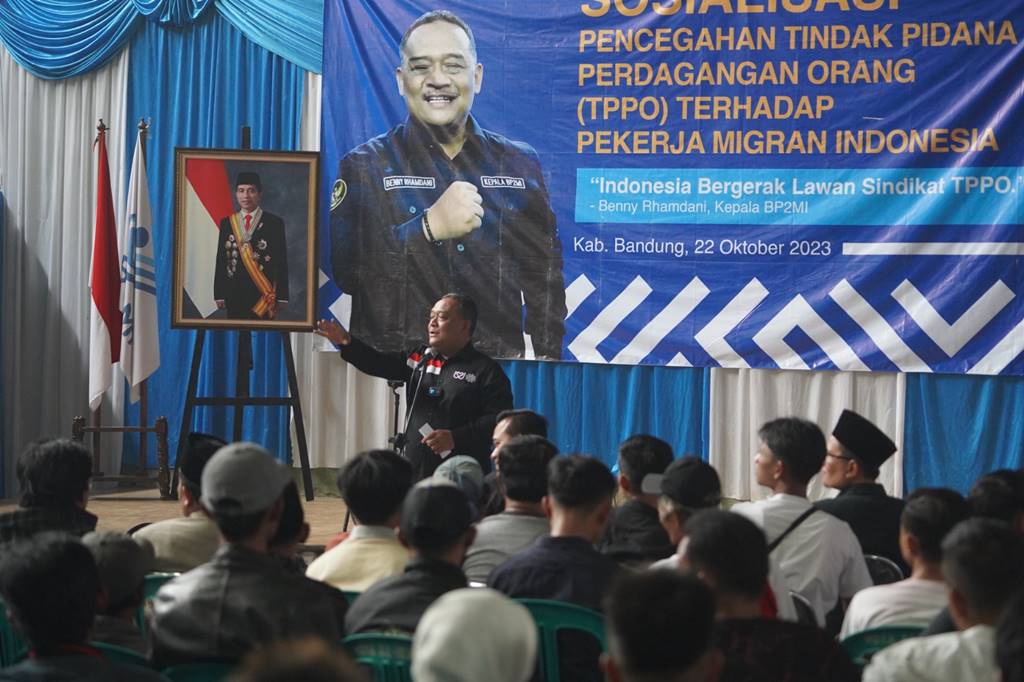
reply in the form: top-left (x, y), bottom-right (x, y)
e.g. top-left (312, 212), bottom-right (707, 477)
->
top-left (182, 158), bottom-right (234, 317)
top-left (88, 126), bottom-right (122, 410)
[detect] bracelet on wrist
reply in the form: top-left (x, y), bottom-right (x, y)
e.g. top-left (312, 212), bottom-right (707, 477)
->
top-left (422, 210), bottom-right (437, 242)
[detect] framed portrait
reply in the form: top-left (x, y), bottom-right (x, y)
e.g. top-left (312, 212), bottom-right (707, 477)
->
top-left (172, 148), bottom-right (319, 330)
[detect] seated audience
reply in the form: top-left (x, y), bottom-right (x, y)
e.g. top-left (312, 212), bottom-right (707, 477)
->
top-left (150, 442), bottom-right (346, 667)
top-left (864, 518), bottom-right (1024, 681)
top-left (997, 590), bottom-right (1024, 682)
top-left (134, 432), bottom-right (224, 572)
top-left (731, 417), bottom-right (871, 626)
top-left (0, 438), bottom-right (96, 544)
top-left (481, 408), bottom-right (549, 516)
top-left (306, 449), bottom-right (412, 591)
top-left (681, 510), bottom-right (859, 682)
top-left (923, 468), bottom-right (1024, 635)
top-left (230, 638), bottom-right (367, 682)
top-left (489, 454), bottom-right (619, 682)
top-left (647, 458), bottom-right (796, 622)
top-left (412, 588), bottom-right (538, 682)
top-left (463, 435), bottom-right (555, 584)
top-left (344, 480), bottom-right (475, 634)
top-left (815, 410), bottom-right (907, 574)
top-left (600, 435), bottom-right (676, 565)
top-left (601, 570), bottom-right (719, 682)
top-left (840, 488), bottom-right (969, 638)
top-left (82, 530), bottom-right (155, 655)
top-left (0, 533), bottom-right (166, 680)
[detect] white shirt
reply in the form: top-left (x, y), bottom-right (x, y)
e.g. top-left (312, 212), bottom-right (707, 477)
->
top-left (306, 524), bottom-right (410, 592)
top-left (840, 577), bottom-right (949, 639)
top-left (862, 625), bottom-right (998, 682)
top-left (732, 493), bottom-right (872, 626)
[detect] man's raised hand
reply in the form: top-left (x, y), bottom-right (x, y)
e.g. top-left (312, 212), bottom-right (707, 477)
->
top-left (425, 181), bottom-right (483, 241)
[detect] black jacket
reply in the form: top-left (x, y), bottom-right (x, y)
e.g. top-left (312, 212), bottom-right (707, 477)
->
top-left (815, 483), bottom-right (907, 575)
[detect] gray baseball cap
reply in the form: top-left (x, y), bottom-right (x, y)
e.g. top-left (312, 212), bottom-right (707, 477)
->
top-left (200, 442), bottom-right (292, 515)
top-left (82, 531), bottom-right (155, 607)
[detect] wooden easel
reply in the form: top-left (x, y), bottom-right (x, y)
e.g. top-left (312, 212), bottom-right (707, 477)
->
top-left (173, 126), bottom-right (314, 501)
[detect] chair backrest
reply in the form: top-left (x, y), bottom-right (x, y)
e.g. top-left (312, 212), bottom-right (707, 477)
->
top-left (0, 600), bottom-right (29, 667)
top-left (516, 598), bottom-right (606, 682)
top-left (136, 572), bottom-right (180, 637)
top-left (841, 625), bottom-right (923, 666)
top-left (863, 554), bottom-right (905, 585)
top-left (788, 591), bottom-right (817, 627)
top-left (160, 662), bottom-right (236, 681)
top-left (342, 590), bottom-right (362, 605)
top-left (343, 632), bottom-right (413, 682)
top-left (90, 641), bottom-right (151, 666)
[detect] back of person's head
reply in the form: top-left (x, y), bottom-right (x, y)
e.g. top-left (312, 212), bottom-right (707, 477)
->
top-left (16, 438), bottom-right (92, 508)
top-left (413, 588), bottom-right (537, 682)
top-left (682, 509), bottom-right (769, 601)
top-left (496, 409), bottom-right (548, 438)
top-left (399, 480), bottom-right (474, 558)
top-left (942, 518), bottom-right (1024, 624)
top-left (618, 435), bottom-right (674, 490)
top-left (201, 442), bottom-right (293, 542)
top-left (0, 533), bottom-right (99, 653)
top-left (968, 469), bottom-right (1024, 525)
top-left (900, 488), bottom-right (970, 563)
top-left (498, 435), bottom-right (558, 503)
top-left (337, 449), bottom-right (413, 526)
top-left (547, 454), bottom-right (617, 511)
top-left (269, 482), bottom-right (308, 551)
top-left (603, 570), bottom-right (717, 682)
top-left (178, 432), bottom-right (227, 501)
top-left (81, 531), bottom-right (154, 615)
top-left (434, 456), bottom-right (484, 509)
top-left (230, 637), bottom-right (368, 682)
top-left (997, 590), bottom-right (1024, 682)
top-left (757, 418), bottom-right (826, 484)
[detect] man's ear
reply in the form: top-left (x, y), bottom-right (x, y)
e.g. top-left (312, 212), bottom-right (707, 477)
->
top-left (541, 495), bottom-right (553, 520)
top-left (395, 67), bottom-right (405, 95)
top-left (473, 62), bottom-right (483, 94)
top-left (396, 527), bottom-right (412, 549)
top-left (948, 587), bottom-right (971, 631)
top-left (617, 472), bottom-right (631, 495)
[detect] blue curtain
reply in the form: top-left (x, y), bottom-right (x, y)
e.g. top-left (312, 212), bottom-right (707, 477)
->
top-left (501, 361), bottom-right (710, 469)
top-left (903, 373), bottom-right (1024, 494)
top-left (122, 11), bottom-right (305, 466)
top-left (0, 0), bottom-right (321, 78)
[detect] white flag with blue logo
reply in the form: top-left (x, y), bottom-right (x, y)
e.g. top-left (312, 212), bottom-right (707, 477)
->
top-left (120, 129), bottom-right (160, 402)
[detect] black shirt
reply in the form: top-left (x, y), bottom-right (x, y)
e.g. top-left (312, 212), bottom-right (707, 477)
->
top-left (339, 336), bottom-right (513, 479)
top-left (599, 499), bottom-right (675, 565)
top-left (716, 618), bottom-right (860, 682)
top-left (344, 556), bottom-right (467, 635)
top-left (815, 483), bottom-right (908, 575)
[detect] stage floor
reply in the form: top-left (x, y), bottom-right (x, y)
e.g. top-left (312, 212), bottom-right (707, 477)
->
top-left (0, 487), bottom-right (350, 546)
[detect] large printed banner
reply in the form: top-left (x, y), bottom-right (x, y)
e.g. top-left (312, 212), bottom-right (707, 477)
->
top-left (321, 0), bottom-right (1024, 375)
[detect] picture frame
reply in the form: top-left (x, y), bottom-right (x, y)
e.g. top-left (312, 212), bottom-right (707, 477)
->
top-left (172, 148), bottom-right (319, 330)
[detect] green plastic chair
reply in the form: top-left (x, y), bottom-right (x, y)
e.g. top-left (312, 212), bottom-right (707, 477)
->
top-left (343, 632), bottom-right (413, 682)
top-left (0, 600), bottom-right (29, 667)
top-left (516, 598), bottom-right (607, 682)
top-left (136, 572), bottom-right (180, 637)
top-left (160, 662), bottom-right (235, 681)
top-left (90, 641), bottom-right (151, 666)
top-left (841, 625), bottom-right (923, 666)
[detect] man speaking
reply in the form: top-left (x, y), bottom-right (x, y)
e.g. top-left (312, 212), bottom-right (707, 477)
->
top-left (316, 294), bottom-right (513, 480)
top-left (329, 10), bottom-right (566, 360)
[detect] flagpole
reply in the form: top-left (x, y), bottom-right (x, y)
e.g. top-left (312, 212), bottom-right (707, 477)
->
top-left (137, 118), bottom-right (149, 476)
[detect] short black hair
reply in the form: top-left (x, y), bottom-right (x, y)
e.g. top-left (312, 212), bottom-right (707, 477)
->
top-left (617, 434), bottom-right (673, 488)
top-left (968, 469), bottom-right (1024, 522)
top-left (441, 293), bottom-right (478, 335)
top-left (758, 418), bottom-right (826, 484)
top-left (212, 509), bottom-right (268, 543)
top-left (683, 509), bottom-right (769, 600)
top-left (495, 409), bottom-right (548, 439)
top-left (269, 481), bottom-right (305, 548)
top-left (604, 570), bottom-right (715, 679)
top-left (497, 435), bottom-right (558, 503)
top-left (547, 454), bottom-right (616, 510)
top-left (901, 488), bottom-right (970, 563)
top-left (336, 450), bottom-right (413, 526)
top-left (997, 590), bottom-right (1024, 682)
top-left (942, 518), bottom-right (1024, 620)
top-left (178, 432), bottom-right (226, 500)
top-left (17, 438), bottom-right (92, 508)
top-left (399, 10), bottom-right (477, 61)
top-left (0, 533), bottom-right (99, 653)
